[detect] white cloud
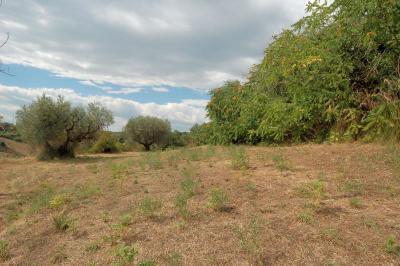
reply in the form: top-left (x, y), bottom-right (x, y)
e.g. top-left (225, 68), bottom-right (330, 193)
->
top-left (152, 87), bottom-right (169, 93)
top-left (0, 84), bottom-right (207, 131)
top-left (0, 0), bottom-right (309, 90)
top-left (102, 87), bottom-right (144, 95)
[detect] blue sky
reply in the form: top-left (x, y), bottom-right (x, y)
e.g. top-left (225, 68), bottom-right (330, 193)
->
top-left (0, 0), bottom-right (308, 131)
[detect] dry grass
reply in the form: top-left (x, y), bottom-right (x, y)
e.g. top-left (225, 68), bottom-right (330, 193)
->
top-left (0, 143), bottom-right (400, 265)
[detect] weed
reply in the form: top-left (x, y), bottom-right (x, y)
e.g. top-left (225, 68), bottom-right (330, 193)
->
top-left (231, 146), bottom-right (250, 170)
top-left (320, 227), bottom-right (338, 240)
top-left (165, 252), bottom-right (183, 266)
top-left (271, 154), bottom-right (290, 171)
top-left (207, 187), bottom-right (230, 212)
top-left (73, 183), bottom-right (100, 201)
top-left (339, 179), bottom-right (364, 196)
top-left (112, 243), bottom-right (138, 266)
top-left (52, 246), bottom-right (67, 264)
top-left (0, 240), bottom-right (10, 262)
top-left (205, 145), bottom-right (216, 158)
top-left (49, 194), bottom-right (67, 209)
top-left (362, 216), bottom-right (379, 230)
top-left (138, 197), bottom-right (162, 218)
top-left (180, 177), bottom-right (197, 197)
top-left (111, 163), bottom-right (128, 180)
top-left (233, 217), bottom-right (263, 262)
top-left (298, 208), bottom-right (315, 224)
top-left (385, 235), bottom-right (400, 256)
top-left (349, 197), bottom-right (363, 208)
top-left (175, 193), bottom-right (190, 218)
top-left (53, 213), bottom-right (73, 232)
top-left (297, 180), bottom-right (325, 201)
top-left (5, 203), bottom-right (21, 223)
top-left (187, 147), bottom-right (202, 161)
top-left (167, 153), bottom-right (179, 169)
top-left (119, 213), bottom-right (133, 227)
top-left (138, 260), bottom-right (156, 266)
top-left (29, 185), bottom-right (55, 214)
top-left (144, 152), bottom-right (163, 170)
top-left (85, 241), bottom-right (101, 253)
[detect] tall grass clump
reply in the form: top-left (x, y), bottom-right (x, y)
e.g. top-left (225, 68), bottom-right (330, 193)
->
top-left (207, 187), bottom-right (230, 212)
top-left (230, 146), bottom-right (249, 170)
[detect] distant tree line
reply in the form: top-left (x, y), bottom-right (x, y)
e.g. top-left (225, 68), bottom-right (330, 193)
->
top-left (12, 95), bottom-right (189, 160)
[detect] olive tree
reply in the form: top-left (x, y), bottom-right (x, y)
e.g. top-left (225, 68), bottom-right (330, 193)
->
top-left (16, 95), bottom-right (113, 159)
top-left (124, 116), bottom-right (171, 151)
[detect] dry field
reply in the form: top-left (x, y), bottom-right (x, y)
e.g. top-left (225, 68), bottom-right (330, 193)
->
top-left (1, 143), bottom-right (400, 265)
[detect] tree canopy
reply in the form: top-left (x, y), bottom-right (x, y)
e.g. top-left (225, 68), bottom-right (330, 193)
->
top-left (196, 0), bottom-right (400, 144)
top-left (124, 116), bottom-right (171, 151)
top-left (16, 95), bottom-right (113, 159)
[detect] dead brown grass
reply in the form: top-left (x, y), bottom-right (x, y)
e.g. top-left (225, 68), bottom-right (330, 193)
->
top-left (0, 143), bottom-right (400, 265)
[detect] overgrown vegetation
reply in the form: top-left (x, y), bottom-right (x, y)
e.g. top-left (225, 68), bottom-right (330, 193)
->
top-left (191, 0), bottom-right (400, 145)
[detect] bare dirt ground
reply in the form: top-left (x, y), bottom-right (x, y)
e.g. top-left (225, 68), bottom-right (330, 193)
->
top-left (1, 143), bottom-right (400, 265)
top-left (0, 137), bottom-right (32, 156)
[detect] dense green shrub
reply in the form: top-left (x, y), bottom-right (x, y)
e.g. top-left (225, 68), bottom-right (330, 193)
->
top-left (91, 131), bottom-right (120, 153)
top-left (193, 0), bottom-right (400, 145)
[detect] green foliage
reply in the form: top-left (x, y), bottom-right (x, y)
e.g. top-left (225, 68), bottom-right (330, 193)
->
top-left (349, 197), bottom-right (363, 208)
top-left (385, 235), bottom-right (400, 256)
top-left (124, 116), bottom-right (171, 151)
top-left (271, 154), bottom-right (290, 171)
top-left (112, 244), bottom-right (138, 266)
top-left (297, 180), bottom-right (326, 201)
top-left (207, 187), bottom-right (230, 212)
top-left (141, 152), bottom-right (163, 170)
top-left (53, 213), bottom-right (73, 232)
top-left (91, 131), bottom-right (120, 153)
top-left (193, 0), bottom-right (400, 145)
top-left (0, 122), bottom-right (21, 142)
top-left (16, 95), bottom-right (113, 159)
top-left (0, 240), bottom-right (10, 261)
top-left (29, 185), bottom-right (55, 214)
top-left (138, 197), bottom-right (162, 218)
top-left (138, 260), bottom-right (156, 266)
top-left (230, 146), bottom-right (250, 170)
top-left (233, 217), bottom-right (263, 263)
top-left (298, 208), bottom-right (315, 224)
top-left (119, 213), bottom-right (133, 227)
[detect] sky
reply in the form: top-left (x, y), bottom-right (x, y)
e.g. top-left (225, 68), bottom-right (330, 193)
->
top-left (0, 0), bottom-right (309, 131)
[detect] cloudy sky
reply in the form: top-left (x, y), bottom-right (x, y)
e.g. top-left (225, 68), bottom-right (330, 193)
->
top-left (0, 0), bottom-right (308, 131)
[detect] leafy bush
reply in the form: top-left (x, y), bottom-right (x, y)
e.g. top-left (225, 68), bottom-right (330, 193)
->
top-left (191, 0), bottom-right (400, 145)
top-left (91, 131), bottom-right (120, 153)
